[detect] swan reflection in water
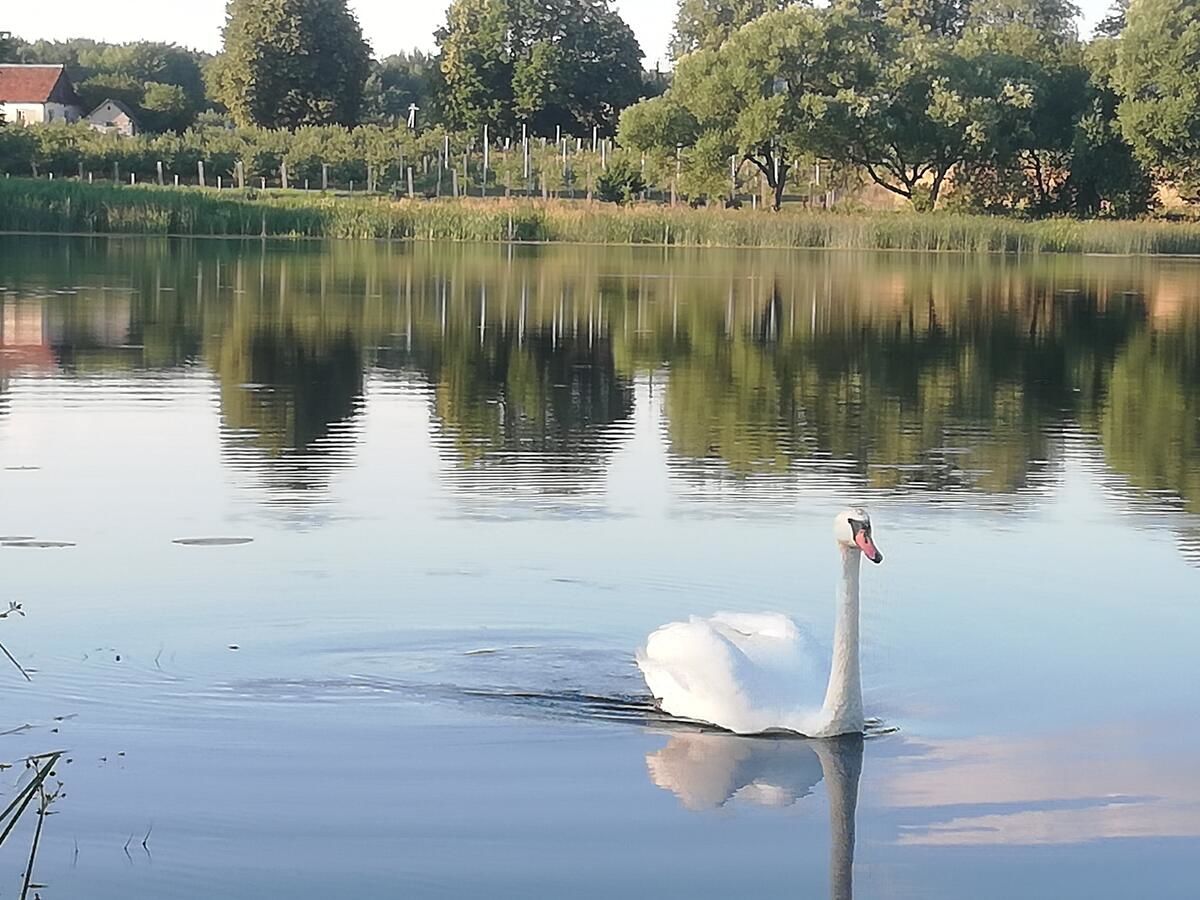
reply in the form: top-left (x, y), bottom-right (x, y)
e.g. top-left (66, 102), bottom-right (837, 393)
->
top-left (647, 732), bottom-right (864, 900)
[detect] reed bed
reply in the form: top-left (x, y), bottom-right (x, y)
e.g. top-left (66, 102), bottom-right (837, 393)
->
top-left (4, 178), bottom-right (1200, 255)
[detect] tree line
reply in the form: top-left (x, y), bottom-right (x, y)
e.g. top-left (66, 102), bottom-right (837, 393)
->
top-left (3, 0), bottom-right (1200, 215)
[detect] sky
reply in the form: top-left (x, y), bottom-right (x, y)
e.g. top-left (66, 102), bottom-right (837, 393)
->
top-left (6, 0), bottom-right (1114, 72)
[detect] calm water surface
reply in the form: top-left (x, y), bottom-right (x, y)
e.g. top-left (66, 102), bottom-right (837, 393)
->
top-left (1, 236), bottom-right (1198, 898)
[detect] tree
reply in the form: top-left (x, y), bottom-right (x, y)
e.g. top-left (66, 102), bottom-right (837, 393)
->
top-left (363, 51), bottom-right (439, 126)
top-left (1094, 0), bottom-right (1129, 38)
top-left (214, 0), bottom-right (371, 129)
top-left (951, 0), bottom-right (1088, 213)
top-left (0, 31), bottom-right (17, 62)
top-left (622, 5), bottom-right (858, 210)
top-left (1113, 0), bottom-right (1200, 198)
top-left (436, 0), bottom-right (645, 136)
top-left (791, 0), bottom-right (1096, 210)
top-left (141, 83), bottom-right (194, 133)
top-left (669, 0), bottom-right (789, 59)
top-left (596, 155), bottom-right (647, 203)
top-left (0, 118), bottom-right (36, 173)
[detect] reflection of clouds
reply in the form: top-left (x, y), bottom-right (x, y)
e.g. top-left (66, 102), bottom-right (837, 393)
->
top-left (884, 727), bottom-right (1200, 845)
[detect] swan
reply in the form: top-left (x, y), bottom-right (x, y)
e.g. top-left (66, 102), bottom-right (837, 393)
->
top-left (636, 508), bottom-right (883, 737)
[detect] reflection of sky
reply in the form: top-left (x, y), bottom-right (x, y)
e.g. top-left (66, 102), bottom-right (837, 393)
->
top-left (2, 242), bottom-right (1200, 899)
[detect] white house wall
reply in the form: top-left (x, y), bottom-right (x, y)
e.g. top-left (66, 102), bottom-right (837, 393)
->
top-left (1, 102), bottom-right (82, 124)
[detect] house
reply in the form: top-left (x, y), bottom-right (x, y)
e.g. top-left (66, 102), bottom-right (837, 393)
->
top-left (0, 64), bottom-right (82, 125)
top-left (85, 98), bottom-right (141, 136)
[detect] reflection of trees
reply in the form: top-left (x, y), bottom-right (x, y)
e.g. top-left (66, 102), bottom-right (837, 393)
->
top-left (202, 257), bottom-right (370, 511)
top-left (431, 330), bottom-right (632, 462)
top-left (402, 303), bottom-right (634, 496)
top-left (655, 277), bottom-right (1146, 494)
top-left (1100, 306), bottom-right (1200, 514)
top-left (213, 324), bottom-right (363, 456)
top-left (6, 237), bottom-right (1200, 525)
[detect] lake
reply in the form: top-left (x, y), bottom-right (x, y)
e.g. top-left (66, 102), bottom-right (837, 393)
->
top-left (1, 235), bottom-right (1197, 898)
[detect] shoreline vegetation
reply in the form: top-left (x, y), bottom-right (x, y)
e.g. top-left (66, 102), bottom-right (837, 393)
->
top-left (5, 178), bottom-right (1200, 255)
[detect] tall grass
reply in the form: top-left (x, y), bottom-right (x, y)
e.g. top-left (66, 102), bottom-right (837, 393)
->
top-left (4, 177), bottom-right (1200, 254)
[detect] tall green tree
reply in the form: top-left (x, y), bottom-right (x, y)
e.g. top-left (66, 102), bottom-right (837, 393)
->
top-left (622, 5), bottom-right (862, 209)
top-left (214, 0), bottom-right (371, 129)
top-left (436, 0), bottom-right (644, 136)
top-left (1113, 0), bottom-right (1200, 198)
top-left (669, 0), bottom-right (790, 59)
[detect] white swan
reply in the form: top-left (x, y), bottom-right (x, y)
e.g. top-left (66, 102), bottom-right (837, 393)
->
top-left (636, 508), bottom-right (883, 736)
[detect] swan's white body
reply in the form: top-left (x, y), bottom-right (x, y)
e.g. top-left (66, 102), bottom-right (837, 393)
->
top-left (637, 510), bottom-right (878, 737)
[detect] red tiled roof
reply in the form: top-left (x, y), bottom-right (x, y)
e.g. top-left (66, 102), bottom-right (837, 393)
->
top-left (0, 65), bottom-right (77, 105)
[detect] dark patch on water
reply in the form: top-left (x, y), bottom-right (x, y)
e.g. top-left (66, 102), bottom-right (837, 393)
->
top-left (2, 540), bottom-right (75, 548)
top-left (173, 537), bottom-right (255, 546)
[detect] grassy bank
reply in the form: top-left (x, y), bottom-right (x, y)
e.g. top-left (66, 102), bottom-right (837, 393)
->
top-left (4, 177), bottom-right (1200, 254)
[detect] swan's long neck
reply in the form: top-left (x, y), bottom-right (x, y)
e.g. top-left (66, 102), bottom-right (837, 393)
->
top-left (819, 547), bottom-right (863, 734)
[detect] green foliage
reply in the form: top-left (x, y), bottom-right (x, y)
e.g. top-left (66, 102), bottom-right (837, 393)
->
top-left (1113, 0), bottom-right (1200, 198)
top-left (76, 74), bottom-right (144, 114)
top-left (622, 4), bottom-right (860, 209)
top-left (6, 37), bottom-right (210, 131)
top-left (141, 83), bottom-right (194, 133)
top-left (214, 0), bottom-right (371, 128)
top-left (436, 0), bottom-right (645, 136)
top-left (670, 0), bottom-right (789, 59)
top-left (0, 122), bottom-right (36, 172)
top-left (0, 31), bottom-right (19, 62)
top-left (8, 178), bottom-right (1200, 253)
top-left (363, 52), bottom-right (439, 126)
top-left (595, 156), bottom-right (647, 203)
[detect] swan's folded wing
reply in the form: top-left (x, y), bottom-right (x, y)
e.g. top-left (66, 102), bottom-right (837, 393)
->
top-left (637, 614), bottom-right (829, 733)
top-left (636, 619), bottom-right (751, 728)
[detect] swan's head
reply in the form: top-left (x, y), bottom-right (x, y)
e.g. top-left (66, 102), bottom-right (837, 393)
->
top-left (834, 508), bottom-right (883, 564)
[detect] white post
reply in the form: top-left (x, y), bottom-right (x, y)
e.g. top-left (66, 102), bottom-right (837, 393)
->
top-left (522, 124), bottom-right (529, 182)
top-left (482, 124), bottom-right (489, 196)
top-left (198, 160), bottom-right (205, 187)
top-left (407, 167), bottom-right (414, 198)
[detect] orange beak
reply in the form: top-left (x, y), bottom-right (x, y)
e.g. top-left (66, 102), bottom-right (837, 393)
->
top-left (855, 530), bottom-right (883, 564)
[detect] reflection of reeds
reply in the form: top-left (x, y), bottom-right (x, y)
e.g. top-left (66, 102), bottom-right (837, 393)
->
top-left (0, 751), bottom-right (63, 900)
top-left (0, 602), bottom-right (31, 682)
top-left (9, 178), bottom-right (1200, 254)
